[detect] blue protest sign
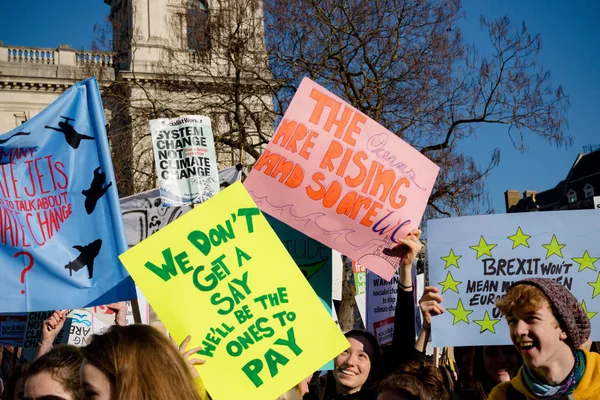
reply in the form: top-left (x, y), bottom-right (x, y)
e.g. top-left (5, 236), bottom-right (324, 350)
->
top-left (428, 210), bottom-right (600, 347)
top-left (0, 78), bottom-right (136, 312)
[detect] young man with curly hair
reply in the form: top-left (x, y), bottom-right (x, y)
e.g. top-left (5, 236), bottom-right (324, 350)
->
top-left (489, 278), bottom-right (600, 399)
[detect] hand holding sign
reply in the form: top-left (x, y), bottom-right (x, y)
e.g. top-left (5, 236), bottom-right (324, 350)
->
top-left (106, 302), bottom-right (128, 326)
top-left (419, 287), bottom-right (445, 329)
top-left (42, 310), bottom-right (68, 342)
top-left (244, 78), bottom-right (439, 281)
top-left (384, 228), bottom-right (422, 291)
top-left (37, 309), bottom-right (68, 359)
top-left (176, 335), bottom-right (206, 379)
top-left (119, 182), bottom-right (348, 400)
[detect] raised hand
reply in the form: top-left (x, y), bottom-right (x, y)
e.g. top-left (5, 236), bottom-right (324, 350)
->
top-left (419, 286), bottom-right (445, 329)
top-left (106, 301), bottom-right (128, 326)
top-left (36, 310), bottom-right (68, 359)
top-left (174, 335), bottom-right (206, 379)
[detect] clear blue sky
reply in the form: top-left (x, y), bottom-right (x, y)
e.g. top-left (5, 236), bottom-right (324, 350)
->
top-left (459, 0), bottom-right (600, 212)
top-left (0, 0), bottom-right (597, 213)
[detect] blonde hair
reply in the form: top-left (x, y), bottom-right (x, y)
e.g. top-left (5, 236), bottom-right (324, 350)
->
top-left (81, 325), bottom-right (200, 400)
top-left (277, 386), bottom-right (302, 400)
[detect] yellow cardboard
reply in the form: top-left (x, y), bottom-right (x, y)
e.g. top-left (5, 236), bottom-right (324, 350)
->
top-left (119, 182), bottom-right (348, 400)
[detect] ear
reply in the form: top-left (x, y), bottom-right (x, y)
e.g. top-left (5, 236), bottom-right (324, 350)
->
top-left (559, 330), bottom-right (568, 341)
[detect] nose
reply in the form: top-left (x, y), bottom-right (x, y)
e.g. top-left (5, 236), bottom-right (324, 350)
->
top-left (346, 353), bottom-right (359, 366)
top-left (514, 320), bottom-right (529, 336)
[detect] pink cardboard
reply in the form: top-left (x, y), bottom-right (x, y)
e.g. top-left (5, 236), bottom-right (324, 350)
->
top-left (244, 78), bottom-right (439, 280)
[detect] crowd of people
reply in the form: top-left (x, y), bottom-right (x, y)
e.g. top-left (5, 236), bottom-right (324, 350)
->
top-left (1, 229), bottom-right (598, 399)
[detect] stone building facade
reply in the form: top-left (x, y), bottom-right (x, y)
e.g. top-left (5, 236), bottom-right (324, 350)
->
top-left (1, 0), bottom-right (274, 196)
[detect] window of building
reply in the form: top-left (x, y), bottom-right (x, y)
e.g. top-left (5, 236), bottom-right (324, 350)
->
top-left (567, 189), bottom-right (577, 203)
top-left (187, 0), bottom-right (210, 52)
top-left (584, 183), bottom-right (595, 199)
top-left (14, 112), bottom-right (28, 126)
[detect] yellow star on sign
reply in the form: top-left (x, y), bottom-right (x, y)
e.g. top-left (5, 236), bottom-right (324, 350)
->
top-left (588, 273), bottom-right (600, 299)
top-left (473, 311), bottom-right (502, 334)
top-left (438, 271), bottom-right (462, 294)
top-left (469, 236), bottom-right (497, 259)
top-left (572, 251), bottom-right (599, 272)
top-left (542, 234), bottom-right (566, 259)
top-left (507, 227), bottom-right (531, 249)
top-left (582, 300), bottom-right (597, 321)
top-left (441, 249), bottom-right (462, 269)
top-left (447, 298), bottom-right (474, 325)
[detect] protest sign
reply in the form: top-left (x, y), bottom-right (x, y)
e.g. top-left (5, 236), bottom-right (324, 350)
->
top-left (353, 261), bottom-right (367, 295)
top-left (0, 78), bottom-right (136, 312)
top-left (150, 116), bottom-right (219, 206)
top-left (244, 77), bottom-right (439, 280)
top-left (366, 270), bottom-right (400, 345)
top-left (264, 213), bottom-right (335, 370)
top-left (22, 311), bottom-right (72, 361)
top-left (67, 303), bottom-right (143, 347)
top-left (429, 210), bottom-right (600, 347)
top-left (0, 314), bottom-right (27, 347)
top-left (120, 188), bottom-right (192, 248)
top-left (332, 250), bottom-right (343, 301)
top-left (264, 214), bottom-right (333, 309)
top-left (119, 182), bottom-right (348, 400)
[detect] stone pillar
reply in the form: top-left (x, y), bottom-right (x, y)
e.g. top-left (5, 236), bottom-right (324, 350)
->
top-left (505, 190), bottom-right (521, 213)
top-left (0, 41), bottom-right (7, 62)
top-left (57, 44), bottom-right (76, 66)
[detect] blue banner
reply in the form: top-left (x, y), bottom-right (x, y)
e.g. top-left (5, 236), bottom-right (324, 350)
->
top-left (0, 78), bottom-right (136, 312)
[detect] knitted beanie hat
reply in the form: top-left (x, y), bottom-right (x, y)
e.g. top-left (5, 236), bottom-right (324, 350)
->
top-left (509, 278), bottom-right (590, 349)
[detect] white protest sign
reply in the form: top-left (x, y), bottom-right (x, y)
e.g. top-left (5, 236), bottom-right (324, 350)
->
top-left (366, 269), bottom-right (399, 345)
top-left (150, 116), bottom-right (219, 206)
top-left (429, 210), bottom-right (600, 347)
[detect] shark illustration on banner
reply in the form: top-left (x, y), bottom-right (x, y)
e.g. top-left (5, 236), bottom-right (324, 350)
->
top-left (428, 210), bottom-right (600, 347)
top-left (0, 78), bottom-right (136, 312)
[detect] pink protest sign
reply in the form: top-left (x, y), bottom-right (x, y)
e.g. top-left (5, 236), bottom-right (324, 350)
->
top-left (244, 78), bottom-right (439, 280)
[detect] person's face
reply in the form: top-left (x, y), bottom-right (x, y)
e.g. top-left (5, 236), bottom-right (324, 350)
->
top-left (482, 345), bottom-right (519, 383)
top-left (298, 375), bottom-right (312, 396)
top-left (24, 371), bottom-right (73, 400)
top-left (333, 336), bottom-right (373, 394)
top-left (507, 302), bottom-right (569, 371)
top-left (80, 361), bottom-right (111, 400)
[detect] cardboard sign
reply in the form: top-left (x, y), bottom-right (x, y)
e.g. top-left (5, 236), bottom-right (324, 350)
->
top-left (332, 250), bottom-right (343, 301)
top-left (353, 261), bottom-right (367, 295)
top-left (366, 270), bottom-right (400, 345)
top-left (428, 210), bottom-right (600, 347)
top-left (244, 78), bottom-right (439, 280)
top-left (22, 311), bottom-right (72, 361)
top-left (0, 314), bottom-right (27, 347)
top-left (264, 213), bottom-right (333, 309)
top-left (150, 116), bottom-right (219, 206)
top-left (119, 182), bottom-right (348, 400)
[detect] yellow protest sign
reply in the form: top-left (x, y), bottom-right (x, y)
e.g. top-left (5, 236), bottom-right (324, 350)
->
top-left (119, 182), bottom-right (348, 400)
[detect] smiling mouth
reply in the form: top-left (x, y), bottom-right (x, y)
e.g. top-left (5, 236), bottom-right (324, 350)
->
top-left (339, 369), bottom-right (358, 377)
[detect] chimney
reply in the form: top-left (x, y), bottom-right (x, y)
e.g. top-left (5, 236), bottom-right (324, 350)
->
top-left (505, 190), bottom-right (521, 213)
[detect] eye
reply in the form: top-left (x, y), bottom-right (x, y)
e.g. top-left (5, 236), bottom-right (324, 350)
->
top-left (84, 389), bottom-right (99, 399)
